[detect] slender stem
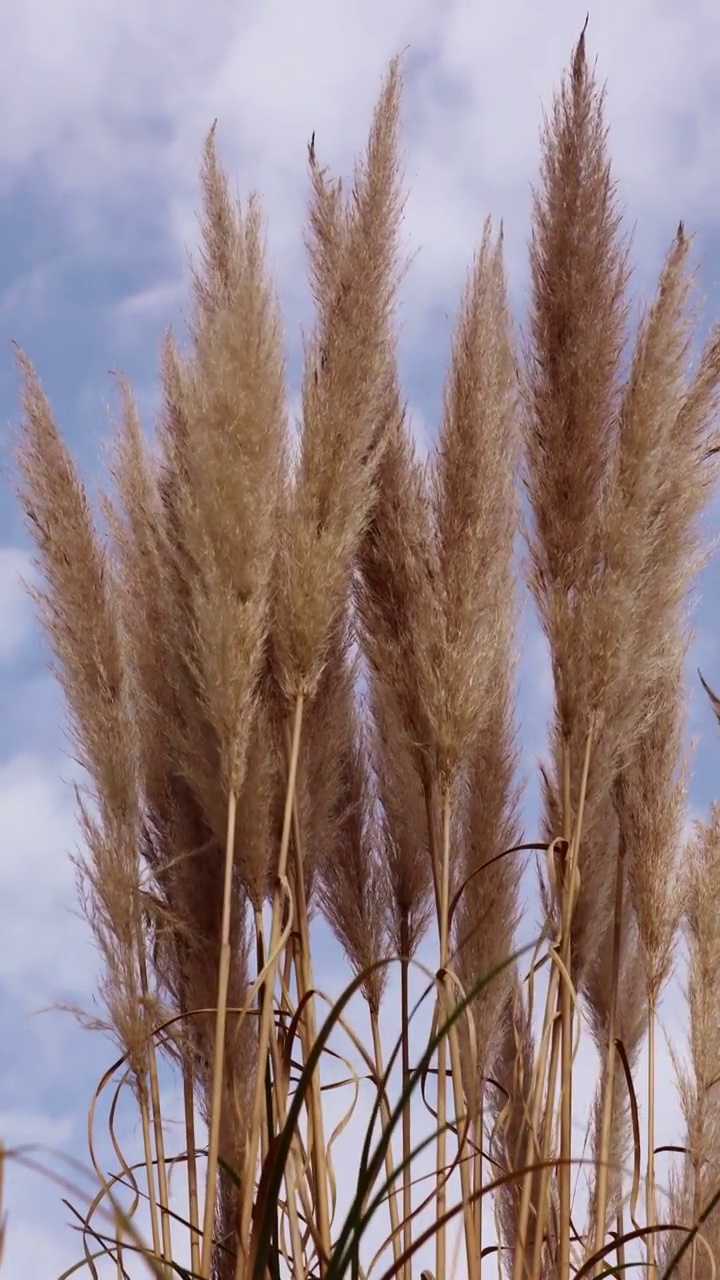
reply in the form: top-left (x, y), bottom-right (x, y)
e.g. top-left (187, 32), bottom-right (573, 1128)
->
top-left (238, 692), bottom-right (305, 1268)
top-left (400, 916), bottom-right (413, 1280)
top-left (288, 759), bottom-right (332, 1275)
top-left (531, 1012), bottom-right (561, 1280)
top-left (559, 976), bottom-right (573, 1280)
top-left (147, 1036), bottom-right (173, 1271)
top-left (182, 1062), bottom-right (201, 1279)
top-left (558, 737), bottom-right (574, 1280)
top-left (245, 908), bottom-right (306, 1280)
top-left (446, 1008), bottom-right (480, 1280)
top-left (425, 779), bottom-right (448, 1280)
top-left (690, 1149), bottom-right (702, 1280)
top-left (646, 1001), bottom-right (658, 1280)
top-left (435, 1031), bottom-right (448, 1280)
top-left (370, 1007), bottom-right (402, 1268)
top-left (438, 786), bottom-right (451, 968)
top-left (137, 947), bottom-right (172, 1276)
top-left (439, 789), bottom-right (479, 1280)
top-left (200, 787), bottom-right (239, 1279)
top-left (138, 1081), bottom-right (162, 1261)
top-left (559, 726), bottom-right (593, 1280)
top-left (513, 960), bottom-right (559, 1280)
top-left (517, 727), bottom-right (594, 1280)
top-left (616, 1210), bottom-right (627, 1279)
top-left (255, 911), bottom-right (279, 1275)
top-left (473, 1095), bottom-right (484, 1276)
top-left (591, 836), bottom-right (625, 1271)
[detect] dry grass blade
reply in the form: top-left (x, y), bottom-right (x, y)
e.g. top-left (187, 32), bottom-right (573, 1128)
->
top-left (13, 350), bottom-right (151, 1075)
top-left (454, 646), bottom-right (522, 1081)
top-left (105, 143), bottom-right (279, 1272)
top-left (175, 131), bottom-right (287, 803)
top-left (524, 22), bottom-right (629, 640)
top-left (523, 22), bottom-right (631, 993)
top-left (617, 660), bottom-right (687, 1008)
top-left (357, 368), bottom-right (439, 817)
top-left (454, 652), bottom-right (522, 1273)
top-left (169, 125), bottom-right (287, 1278)
top-left (431, 221), bottom-right (519, 785)
top-left (12, 352), bottom-right (175, 1268)
top-left (314, 642), bottom-right (390, 1013)
top-left (356, 373), bottom-right (439, 1280)
top-left (273, 57), bottom-right (406, 707)
top-left (523, 25), bottom-right (720, 1280)
top-left (663, 808), bottom-right (720, 1278)
top-left (241, 59), bottom-right (408, 1278)
top-left (522, 26), bottom-right (634, 1279)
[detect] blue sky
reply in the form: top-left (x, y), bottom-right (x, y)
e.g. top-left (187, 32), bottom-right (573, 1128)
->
top-left (2, 0), bottom-right (720, 1275)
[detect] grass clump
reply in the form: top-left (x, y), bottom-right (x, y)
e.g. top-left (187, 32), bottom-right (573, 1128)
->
top-left (7, 25), bottom-right (720, 1280)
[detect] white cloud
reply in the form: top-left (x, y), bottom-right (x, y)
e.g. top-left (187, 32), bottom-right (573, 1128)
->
top-left (0, 753), bottom-right (91, 1001)
top-left (0, 1107), bottom-right (73, 1149)
top-left (3, 0), bottom-right (719, 346)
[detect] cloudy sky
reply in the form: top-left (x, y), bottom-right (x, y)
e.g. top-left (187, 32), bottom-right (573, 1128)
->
top-left (2, 0), bottom-right (720, 1275)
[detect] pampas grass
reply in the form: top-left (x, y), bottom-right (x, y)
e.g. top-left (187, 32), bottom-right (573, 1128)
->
top-left (7, 28), bottom-right (720, 1280)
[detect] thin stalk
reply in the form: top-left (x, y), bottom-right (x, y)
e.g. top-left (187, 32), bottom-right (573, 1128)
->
top-left (425, 779), bottom-right (449, 1280)
top-left (271, 972), bottom-right (309, 1280)
top-left (138, 1080), bottom-right (162, 1261)
top-left (531, 1010), bottom-right (562, 1280)
top-left (400, 914), bottom-right (413, 1280)
top-left (200, 787), bottom-right (239, 1279)
top-left (516, 728), bottom-right (594, 1280)
top-left (287, 756), bottom-right (332, 1274)
top-left (558, 736), bottom-right (576, 1280)
top-left (616, 1209), bottom-right (627, 1278)
top-left (370, 1007), bottom-right (402, 1268)
top-left (690, 1154), bottom-right (702, 1280)
top-left (646, 1001), bottom-right (658, 1280)
top-left (254, 910), bottom-right (279, 1274)
top-left (513, 964), bottom-right (556, 1280)
top-left (559, 727), bottom-right (594, 1280)
top-left (136, 938), bottom-right (172, 1274)
top-left (182, 1062), bottom-right (201, 1278)
top-left (439, 790), bottom-right (480, 1280)
top-left (473, 1095), bottom-right (484, 1276)
top-left (515, 877), bottom-right (565, 1273)
top-left (290, 920), bottom-right (332, 1274)
top-left (446, 1008), bottom-right (480, 1280)
top-left (238, 693), bottom-right (305, 1266)
top-left (435, 1031), bottom-right (448, 1280)
top-left (250, 901), bottom-right (307, 1280)
top-left (559, 969), bottom-right (573, 1280)
top-left (438, 787), bottom-right (452, 975)
top-left (138, 941), bottom-right (172, 1275)
top-left (146, 1033), bottom-right (173, 1272)
top-left (591, 838), bottom-right (625, 1271)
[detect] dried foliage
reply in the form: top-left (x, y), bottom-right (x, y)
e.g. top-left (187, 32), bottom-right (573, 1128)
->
top-left (9, 28), bottom-right (720, 1280)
